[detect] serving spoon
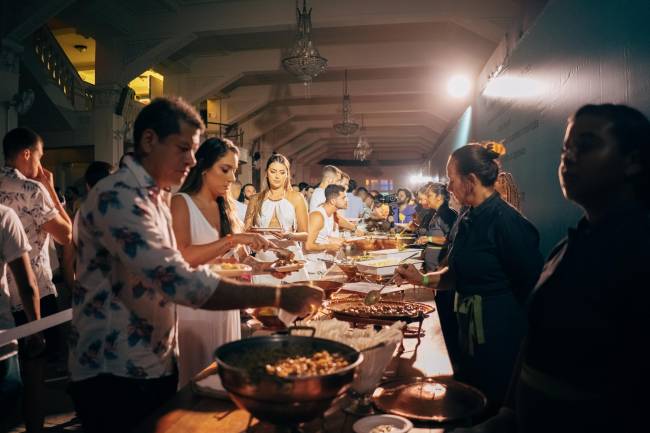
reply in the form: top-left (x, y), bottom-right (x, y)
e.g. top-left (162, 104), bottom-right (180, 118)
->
top-left (363, 252), bottom-right (420, 306)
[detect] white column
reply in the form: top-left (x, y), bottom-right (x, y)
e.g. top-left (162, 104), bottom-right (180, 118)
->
top-left (92, 84), bottom-right (124, 165)
top-left (0, 38), bottom-right (22, 167)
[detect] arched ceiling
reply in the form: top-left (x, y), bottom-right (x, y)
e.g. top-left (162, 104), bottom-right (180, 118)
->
top-left (50, 0), bottom-right (522, 164)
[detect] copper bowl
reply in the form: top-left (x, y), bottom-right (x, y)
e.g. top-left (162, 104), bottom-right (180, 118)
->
top-left (295, 280), bottom-right (343, 299)
top-left (215, 335), bottom-right (362, 426)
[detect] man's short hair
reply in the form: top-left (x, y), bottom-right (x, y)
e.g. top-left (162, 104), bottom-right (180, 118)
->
top-left (133, 97), bottom-right (205, 157)
top-left (325, 184), bottom-right (346, 201)
top-left (298, 182), bottom-right (309, 192)
top-left (85, 161), bottom-right (115, 188)
top-left (322, 165), bottom-right (340, 180)
top-left (356, 186), bottom-right (368, 195)
top-left (3, 127), bottom-right (41, 160)
top-left (348, 179), bottom-right (357, 193)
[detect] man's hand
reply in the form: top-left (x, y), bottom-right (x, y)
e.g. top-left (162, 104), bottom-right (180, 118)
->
top-left (34, 164), bottom-right (55, 190)
top-left (279, 283), bottom-right (324, 316)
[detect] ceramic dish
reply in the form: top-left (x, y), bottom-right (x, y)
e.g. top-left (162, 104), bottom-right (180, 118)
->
top-left (209, 263), bottom-right (253, 277)
top-left (352, 414), bottom-right (413, 433)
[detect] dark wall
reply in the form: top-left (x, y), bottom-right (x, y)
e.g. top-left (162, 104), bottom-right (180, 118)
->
top-left (432, 0), bottom-right (650, 256)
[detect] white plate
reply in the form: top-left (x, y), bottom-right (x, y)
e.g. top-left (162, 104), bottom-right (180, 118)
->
top-left (352, 414), bottom-right (413, 433)
top-left (270, 260), bottom-right (306, 273)
top-left (249, 226), bottom-right (283, 233)
top-left (209, 263), bottom-right (253, 277)
top-left (355, 258), bottom-right (423, 276)
top-left (342, 282), bottom-right (412, 295)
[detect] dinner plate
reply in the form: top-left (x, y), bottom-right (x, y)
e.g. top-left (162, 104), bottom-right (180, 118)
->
top-left (270, 260), bottom-right (306, 273)
top-left (372, 377), bottom-right (487, 423)
top-left (209, 263), bottom-right (253, 277)
top-left (248, 226), bottom-right (284, 233)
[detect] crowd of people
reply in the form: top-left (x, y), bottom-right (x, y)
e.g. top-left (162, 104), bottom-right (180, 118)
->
top-left (0, 97), bottom-right (647, 433)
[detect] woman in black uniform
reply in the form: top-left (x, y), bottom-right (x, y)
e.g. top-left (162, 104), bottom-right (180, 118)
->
top-left (453, 104), bottom-right (650, 433)
top-left (395, 144), bottom-right (544, 412)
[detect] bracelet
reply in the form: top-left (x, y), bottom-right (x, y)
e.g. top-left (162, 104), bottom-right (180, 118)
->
top-left (274, 286), bottom-right (282, 308)
top-left (422, 274), bottom-right (430, 287)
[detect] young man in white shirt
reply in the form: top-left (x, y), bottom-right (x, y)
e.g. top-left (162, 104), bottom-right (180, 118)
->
top-left (0, 204), bottom-right (44, 432)
top-left (68, 97), bottom-right (322, 433)
top-left (308, 165), bottom-right (341, 212)
top-left (1, 127), bottom-right (73, 432)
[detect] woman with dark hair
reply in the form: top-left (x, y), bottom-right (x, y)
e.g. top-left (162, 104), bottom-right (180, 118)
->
top-left (170, 137), bottom-right (279, 387)
top-left (395, 143), bottom-right (544, 412)
top-left (454, 104), bottom-right (650, 433)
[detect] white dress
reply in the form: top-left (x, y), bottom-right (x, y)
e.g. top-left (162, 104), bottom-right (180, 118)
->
top-left (252, 197), bottom-right (310, 283)
top-left (175, 193), bottom-right (241, 388)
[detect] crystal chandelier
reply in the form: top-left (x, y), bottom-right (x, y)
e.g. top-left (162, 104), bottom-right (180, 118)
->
top-left (281, 0), bottom-right (328, 92)
top-left (333, 70), bottom-right (360, 136)
top-left (354, 115), bottom-right (372, 161)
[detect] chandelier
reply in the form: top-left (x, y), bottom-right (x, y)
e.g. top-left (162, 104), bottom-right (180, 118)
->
top-left (354, 115), bottom-right (372, 161)
top-left (281, 0), bottom-right (328, 92)
top-left (333, 70), bottom-right (360, 136)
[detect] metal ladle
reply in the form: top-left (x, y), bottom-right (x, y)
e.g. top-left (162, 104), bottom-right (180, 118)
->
top-left (363, 252), bottom-right (420, 305)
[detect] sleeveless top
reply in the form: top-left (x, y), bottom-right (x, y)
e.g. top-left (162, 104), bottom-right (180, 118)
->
top-left (257, 196), bottom-right (297, 231)
top-left (174, 193), bottom-right (240, 388)
top-left (315, 206), bottom-right (337, 244)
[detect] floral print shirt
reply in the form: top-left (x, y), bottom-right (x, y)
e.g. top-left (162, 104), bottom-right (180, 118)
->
top-left (0, 166), bottom-right (58, 311)
top-left (69, 156), bottom-right (219, 381)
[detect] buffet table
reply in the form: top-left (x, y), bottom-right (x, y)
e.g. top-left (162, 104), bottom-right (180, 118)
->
top-left (137, 258), bottom-right (456, 433)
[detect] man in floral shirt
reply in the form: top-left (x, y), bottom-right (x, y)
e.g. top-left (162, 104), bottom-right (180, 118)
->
top-left (68, 97), bottom-right (322, 433)
top-left (1, 127), bottom-right (73, 432)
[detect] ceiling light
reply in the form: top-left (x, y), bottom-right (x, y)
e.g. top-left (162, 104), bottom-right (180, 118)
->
top-left (74, 44), bottom-right (88, 53)
top-left (333, 70), bottom-right (359, 136)
top-left (447, 75), bottom-right (471, 98)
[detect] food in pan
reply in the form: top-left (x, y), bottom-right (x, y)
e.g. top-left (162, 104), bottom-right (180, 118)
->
top-left (329, 301), bottom-right (433, 319)
top-left (265, 350), bottom-right (349, 378)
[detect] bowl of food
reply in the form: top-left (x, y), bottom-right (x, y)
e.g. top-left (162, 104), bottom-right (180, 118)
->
top-left (215, 334), bottom-right (362, 426)
top-left (209, 262), bottom-right (253, 278)
top-left (294, 280), bottom-right (343, 299)
top-left (251, 307), bottom-right (287, 330)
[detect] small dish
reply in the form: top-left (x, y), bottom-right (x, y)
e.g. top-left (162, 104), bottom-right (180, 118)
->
top-left (270, 260), bottom-right (306, 273)
top-left (209, 263), bottom-right (253, 277)
top-left (352, 414), bottom-right (413, 433)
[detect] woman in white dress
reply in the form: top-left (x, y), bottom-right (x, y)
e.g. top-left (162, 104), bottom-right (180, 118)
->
top-left (170, 138), bottom-right (278, 387)
top-left (244, 154), bottom-right (311, 281)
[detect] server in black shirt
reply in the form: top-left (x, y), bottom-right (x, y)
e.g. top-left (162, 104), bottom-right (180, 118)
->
top-left (451, 106), bottom-right (650, 433)
top-left (396, 144), bottom-right (544, 411)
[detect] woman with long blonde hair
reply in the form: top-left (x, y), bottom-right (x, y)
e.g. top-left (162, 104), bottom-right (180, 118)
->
top-left (244, 153), bottom-right (310, 282)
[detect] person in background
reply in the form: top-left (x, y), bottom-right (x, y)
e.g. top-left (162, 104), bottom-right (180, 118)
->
top-left (171, 137), bottom-right (283, 387)
top-left (344, 179), bottom-right (364, 219)
top-left (305, 184), bottom-right (347, 255)
top-left (229, 179), bottom-right (247, 222)
top-left (389, 188), bottom-right (417, 224)
top-left (395, 143), bottom-right (544, 414)
top-left (64, 186), bottom-right (81, 216)
top-left (291, 184), bottom-right (300, 192)
top-left (68, 97), bottom-right (322, 433)
top-left (0, 127), bottom-right (73, 433)
top-left (454, 104), bottom-right (650, 433)
top-left (62, 161), bottom-right (115, 294)
top-left (414, 182), bottom-right (459, 363)
top-left (298, 182), bottom-right (313, 203)
top-left (0, 204), bottom-right (45, 432)
top-left (309, 165), bottom-right (341, 212)
top-left (240, 183), bottom-right (256, 205)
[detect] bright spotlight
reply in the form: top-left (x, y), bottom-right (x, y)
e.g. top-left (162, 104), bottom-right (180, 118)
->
top-left (447, 75), bottom-right (471, 98)
top-left (483, 75), bottom-right (546, 98)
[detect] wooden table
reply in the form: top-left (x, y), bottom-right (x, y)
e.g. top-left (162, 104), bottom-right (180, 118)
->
top-left (137, 265), bottom-right (456, 433)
